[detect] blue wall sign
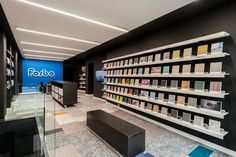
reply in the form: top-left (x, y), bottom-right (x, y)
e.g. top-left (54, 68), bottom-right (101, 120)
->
top-left (22, 59), bottom-right (63, 85)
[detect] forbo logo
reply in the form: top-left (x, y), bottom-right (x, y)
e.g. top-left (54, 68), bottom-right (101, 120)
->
top-left (28, 68), bottom-right (55, 77)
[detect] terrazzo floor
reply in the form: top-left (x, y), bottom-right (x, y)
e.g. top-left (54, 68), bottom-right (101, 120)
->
top-left (43, 91), bottom-right (231, 157)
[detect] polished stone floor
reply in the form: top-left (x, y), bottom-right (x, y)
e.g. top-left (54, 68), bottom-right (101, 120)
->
top-left (43, 91), bottom-right (231, 157)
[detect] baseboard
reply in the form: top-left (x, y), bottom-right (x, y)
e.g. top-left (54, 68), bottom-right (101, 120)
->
top-left (106, 102), bottom-right (236, 157)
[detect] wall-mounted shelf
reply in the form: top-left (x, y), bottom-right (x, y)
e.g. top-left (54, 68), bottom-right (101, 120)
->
top-left (105, 90), bottom-right (228, 119)
top-left (105, 83), bottom-right (229, 98)
top-left (105, 72), bottom-right (229, 78)
top-left (104, 52), bottom-right (229, 70)
top-left (103, 31), bottom-right (230, 63)
top-left (106, 97), bottom-right (228, 139)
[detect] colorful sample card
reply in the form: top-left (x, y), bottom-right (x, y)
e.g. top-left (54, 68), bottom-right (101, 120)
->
top-left (130, 79), bottom-right (135, 85)
top-left (128, 69), bottom-right (132, 75)
top-left (133, 68), bottom-right (137, 75)
top-left (124, 88), bottom-right (128, 94)
top-left (151, 66), bottom-right (162, 74)
top-left (132, 100), bottom-right (140, 107)
top-left (182, 112), bottom-right (191, 123)
top-left (138, 68), bottom-right (143, 75)
top-left (152, 79), bottom-right (158, 87)
top-left (160, 80), bottom-right (167, 87)
top-left (194, 81), bottom-right (205, 91)
top-left (210, 81), bottom-right (222, 92)
top-left (140, 101), bottom-right (145, 109)
top-left (193, 115), bottom-right (204, 127)
top-left (161, 107), bottom-right (168, 115)
top-left (170, 80), bottom-right (178, 89)
top-left (158, 93), bottom-right (165, 101)
top-left (153, 105), bottom-right (159, 112)
top-left (124, 69), bottom-right (128, 75)
top-left (155, 54), bottom-right (161, 61)
top-left (128, 98), bottom-right (132, 104)
top-left (144, 67), bottom-right (150, 74)
top-left (135, 79), bottom-right (140, 86)
top-left (163, 52), bottom-right (170, 60)
top-left (116, 95), bottom-right (119, 101)
top-left (141, 79), bottom-right (150, 86)
top-left (170, 109), bottom-right (178, 118)
top-left (182, 64), bottom-right (191, 74)
top-left (128, 88), bottom-right (133, 94)
top-left (210, 62), bottom-right (222, 73)
top-left (194, 63), bottom-right (205, 73)
top-left (172, 50), bottom-right (180, 59)
top-left (133, 89), bottom-right (139, 95)
top-left (163, 66), bottom-right (170, 74)
top-left (146, 103), bottom-right (153, 110)
top-left (168, 94), bottom-right (176, 104)
top-left (209, 119), bottom-right (221, 132)
top-left (150, 92), bottom-right (156, 100)
top-left (123, 97), bottom-right (128, 103)
top-left (119, 96), bottom-right (123, 102)
top-left (129, 58), bottom-right (133, 65)
top-left (148, 55), bottom-right (153, 62)
top-left (140, 90), bottom-right (149, 98)
top-left (183, 48), bottom-right (192, 58)
top-left (187, 97), bottom-right (197, 107)
top-left (120, 60), bottom-right (124, 66)
top-left (211, 42), bottom-right (223, 53)
top-left (197, 44), bottom-right (208, 56)
top-left (140, 56), bottom-right (148, 63)
top-left (181, 80), bottom-right (190, 89)
top-left (125, 59), bottom-right (129, 65)
top-left (200, 99), bottom-right (222, 112)
top-left (134, 57), bottom-right (139, 64)
top-left (172, 65), bottom-right (180, 74)
top-left (177, 96), bottom-right (185, 105)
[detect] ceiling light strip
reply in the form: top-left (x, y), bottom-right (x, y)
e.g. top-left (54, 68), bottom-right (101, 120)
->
top-left (24, 54), bottom-right (68, 60)
top-left (16, 27), bottom-right (100, 45)
top-left (25, 57), bottom-right (64, 62)
top-left (23, 49), bottom-right (75, 56)
top-left (20, 41), bottom-right (84, 51)
top-left (17, 0), bottom-right (128, 32)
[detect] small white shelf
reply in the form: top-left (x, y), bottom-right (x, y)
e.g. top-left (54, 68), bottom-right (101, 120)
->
top-left (105, 83), bottom-right (229, 98)
top-left (105, 90), bottom-right (228, 119)
top-left (104, 52), bottom-right (229, 70)
top-left (105, 72), bottom-right (229, 78)
top-left (106, 97), bottom-right (228, 139)
top-left (103, 31), bottom-right (230, 63)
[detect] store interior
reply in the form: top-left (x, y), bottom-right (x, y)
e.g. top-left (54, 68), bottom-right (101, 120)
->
top-left (1, 0), bottom-right (236, 157)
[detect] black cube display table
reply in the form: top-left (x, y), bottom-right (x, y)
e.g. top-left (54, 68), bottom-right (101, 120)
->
top-left (87, 110), bottom-right (145, 157)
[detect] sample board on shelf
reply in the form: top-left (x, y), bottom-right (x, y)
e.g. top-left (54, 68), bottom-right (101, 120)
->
top-left (102, 32), bottom-right (230, 140)
top-left (51, 81), bottom-right (77, 107)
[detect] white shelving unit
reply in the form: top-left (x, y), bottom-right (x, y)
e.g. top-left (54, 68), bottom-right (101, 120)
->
top-left (104, 52), bottom-right (229, 70)
top-left (105, 83), bottom-right (229, 98)
top-left (106, 97), bottom-right (228, 140)
top-left (103, 31), bottom-right (230, 63)
top-left (79, 66), bottom-right (86, 90)
top-left (105, 72), bottom-right (229, 78)
top-left (105, 90), bottom-right (228, 119)
top-left (102, 31), bottom-right (230, 140)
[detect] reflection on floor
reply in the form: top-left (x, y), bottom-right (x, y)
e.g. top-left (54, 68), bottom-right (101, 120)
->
top-left (44, 92), bottom-right (230, 157)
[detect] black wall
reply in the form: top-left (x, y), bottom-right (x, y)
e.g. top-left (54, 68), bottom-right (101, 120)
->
top-left (64, 0), bottom-right (236, 152)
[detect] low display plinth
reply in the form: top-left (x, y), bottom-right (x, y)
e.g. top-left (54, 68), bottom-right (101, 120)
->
top-left (87, 110), bottom-right (145, 157)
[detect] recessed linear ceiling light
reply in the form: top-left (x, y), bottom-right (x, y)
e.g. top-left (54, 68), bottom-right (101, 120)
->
top-left (20, 41), bottom-right (84, 52)
top-left (23, 49), bottom-right (75, 56)
top-left (25, 57), bottom-right (64, 62)
top-left (16, 0), bottom-right (128, 32)
top-left (24, 54), bottom-right (68, 60)
top-left (16, 27), bottom-right (100, 45)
